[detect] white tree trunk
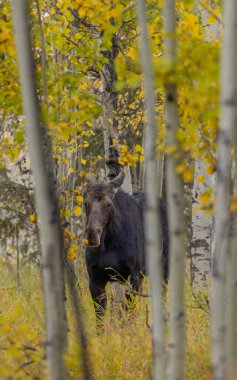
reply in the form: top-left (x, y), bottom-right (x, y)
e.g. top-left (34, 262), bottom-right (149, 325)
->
top-left (226, 155), bottom-right (237, 380)
top-left (163, 1), bottom-right (186, 379)
top-left (101, 47), bottom-right (133, 194)
top-left (191, 1), bottom-right (220, 288)
top-left (191, 160), bottom-right (212, 286)
top-left (212, 1), bottom-right (237, 379)
top-left (136, 1), bottom-right (165, 379)
top-left (12, 2), bottom-right (67, 379)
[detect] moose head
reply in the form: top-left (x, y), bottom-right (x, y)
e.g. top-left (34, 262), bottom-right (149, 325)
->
top-left (84, 170), bottom-right (125, 247)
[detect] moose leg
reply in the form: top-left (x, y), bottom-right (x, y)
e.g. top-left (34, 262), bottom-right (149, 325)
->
top-left (89, 281), bottom-right (107, 330)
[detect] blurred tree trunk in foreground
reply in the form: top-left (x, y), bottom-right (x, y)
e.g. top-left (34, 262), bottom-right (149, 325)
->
top-left (211, 0), bottom-right (237, 379)
top-left (136, 1), bottom-right (165, 379)
top-left (12, 1), bottom-right (67, 379)
top-left (163, 0), bottom-right (186, 379)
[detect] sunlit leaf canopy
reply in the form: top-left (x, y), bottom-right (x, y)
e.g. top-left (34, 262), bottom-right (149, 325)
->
top-left (0, 0), bottom-right (220, 184)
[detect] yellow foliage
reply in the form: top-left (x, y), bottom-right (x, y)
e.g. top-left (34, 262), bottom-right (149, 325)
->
top-left (29, 214), bottom-right (36, 224)
top-left (205, 165), bottom-right (214, 175)
top-left (0, 260), bottom-right (211, 379)
top-left (230, 196), bottom-right (237, 213)
top-left (135, 144), bottom-right (144, 154)
top-left (197, 175), bottom-right (205, 184)
top-left (74, 206), bottom-right (82, 217)
top-left (60, 208), bottom-right (71, 218)
top-left (183, 167), bottom-right (194, 183)
top-left (67, 245), bottom-right (78, 260)
top-left (176, 161), bottom-right (186, 174)
top-left (198, 190), bottom-right (213, 206)
top-left (76, 195), bottom-right (83, 204)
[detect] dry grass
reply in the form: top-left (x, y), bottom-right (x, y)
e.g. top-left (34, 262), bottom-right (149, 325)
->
top-left (0, 258), bottom-right (210, 379)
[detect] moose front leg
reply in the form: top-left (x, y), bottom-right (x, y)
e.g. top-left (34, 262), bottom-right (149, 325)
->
top-left (89, 281), bottom-right (107, 330)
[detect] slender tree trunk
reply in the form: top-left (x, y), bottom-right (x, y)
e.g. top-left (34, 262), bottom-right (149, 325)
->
top-left (136, 1), bottom-right (165, 379)
top-left (190, 1), bottom-right (219, 288)
top-left (101, 39), bottom-right (133, 194)
top-left (212, 1), bottom-right (237, 379)
top-left (12, 2), bottom-right (67, 380)
top-left (163, 1), bottom-right (186, 379)
top-left (66, 270), bottom-right (92, 380)
top-left (191, 159), bottom-right (212, 286)
top-left (226, 154), bottom-right (237, 380)
top-left (16, 226), bottom-right (20, 290)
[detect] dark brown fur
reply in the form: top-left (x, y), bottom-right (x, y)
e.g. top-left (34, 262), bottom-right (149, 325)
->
top-left (84, 173), bottom-right (169, 326)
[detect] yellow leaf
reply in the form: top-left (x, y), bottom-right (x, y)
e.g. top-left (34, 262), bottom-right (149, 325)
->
top-left (61, 177), bottom-right (67, 182)
top-left (76, 195), bottom-right (83, 204)
top-left (69, 168), bottom-right (74, 174)
top-left (48, 121), bottom-right (55, 129)
top-left (67, 245), bottom-right (78, 261)
top-left (83, 238), bottom-right (89, 246)
top-left (205, 165), bottom-right (214, 175)
top-left (176, 162), bottom-right (186, 174)
top-left (198, 192), bottom-right (212, 205)
top-left (49, 8), bottom-right (56, 15)
top-left (197, 175), bottom-right (205, 183)
top-left (74, 206), bottom-right (81, 216)
top-left (205, 16), bottom-right (218, 24)
top-left (230, 197), bottom-right (237, 213)
top-left (29, 214), bottom-right (36, 224)
top-left (81, 159), bottom-right (87, 165)
top-left (60, 209), bottom-right (71, 217)
top-left (183, 167), bottom-right (194, 183)
top-left (135, 144), bottom-right (144, 154)
top-left (80, 170), bottom-right (88, 178)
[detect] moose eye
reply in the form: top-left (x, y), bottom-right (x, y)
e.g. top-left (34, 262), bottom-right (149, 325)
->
top-left (106, 203), bottom-right (111, 209)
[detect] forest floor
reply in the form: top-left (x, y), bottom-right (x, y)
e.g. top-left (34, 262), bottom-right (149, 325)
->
top-left (0, 258), bottom-right (210, 380)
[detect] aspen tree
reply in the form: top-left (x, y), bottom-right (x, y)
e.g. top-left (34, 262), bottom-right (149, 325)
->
top-left (136, 1), bottom-right (165, 379)
top-left (212, 1), bottom-right (237, 379)
top-left (163, 1), bottom-right (186, 379)
top-left (12, 2), bottom-right (67, 379)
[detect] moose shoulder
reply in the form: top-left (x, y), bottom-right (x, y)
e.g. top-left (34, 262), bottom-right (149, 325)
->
top-left (84, 171), bottom-right (169, 324)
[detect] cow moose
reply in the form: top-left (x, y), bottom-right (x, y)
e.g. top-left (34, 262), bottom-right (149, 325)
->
top-left (84, 170), bottom-right (169, 326)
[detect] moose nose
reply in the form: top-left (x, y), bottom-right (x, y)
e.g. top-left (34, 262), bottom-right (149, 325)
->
top-left (86, 226), bottom-right (102, 246)
top-left (86, 226), bottom-right (102, 236)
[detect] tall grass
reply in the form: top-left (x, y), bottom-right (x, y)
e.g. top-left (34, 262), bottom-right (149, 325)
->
top-left (0, 258), bottom-right (210, 379)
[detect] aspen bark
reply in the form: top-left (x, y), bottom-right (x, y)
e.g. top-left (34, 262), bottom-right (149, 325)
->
top-left (163, 1), bottom-right (186, 379)
top-left (212, 1), bottom-right (237, 379)
top-left (101, 41), bottom-right (132, 194)
top-left (136, 1), bottom-right (165, 379)
top-left (190, 1), bottom-right (219, 288)
top-left (226, 156), bottom-right (237, 380)
top-left (191, 159), bottom-right (212, 286)
top-left (12, 2), bottom-right (67, 379)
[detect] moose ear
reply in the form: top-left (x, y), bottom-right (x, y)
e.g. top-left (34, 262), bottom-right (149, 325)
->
top-left (109, 169), bottom-right (125, 190)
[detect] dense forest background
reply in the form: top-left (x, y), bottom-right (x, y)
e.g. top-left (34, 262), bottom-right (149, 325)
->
top-left (0, 0), bottom-right (236, 379)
